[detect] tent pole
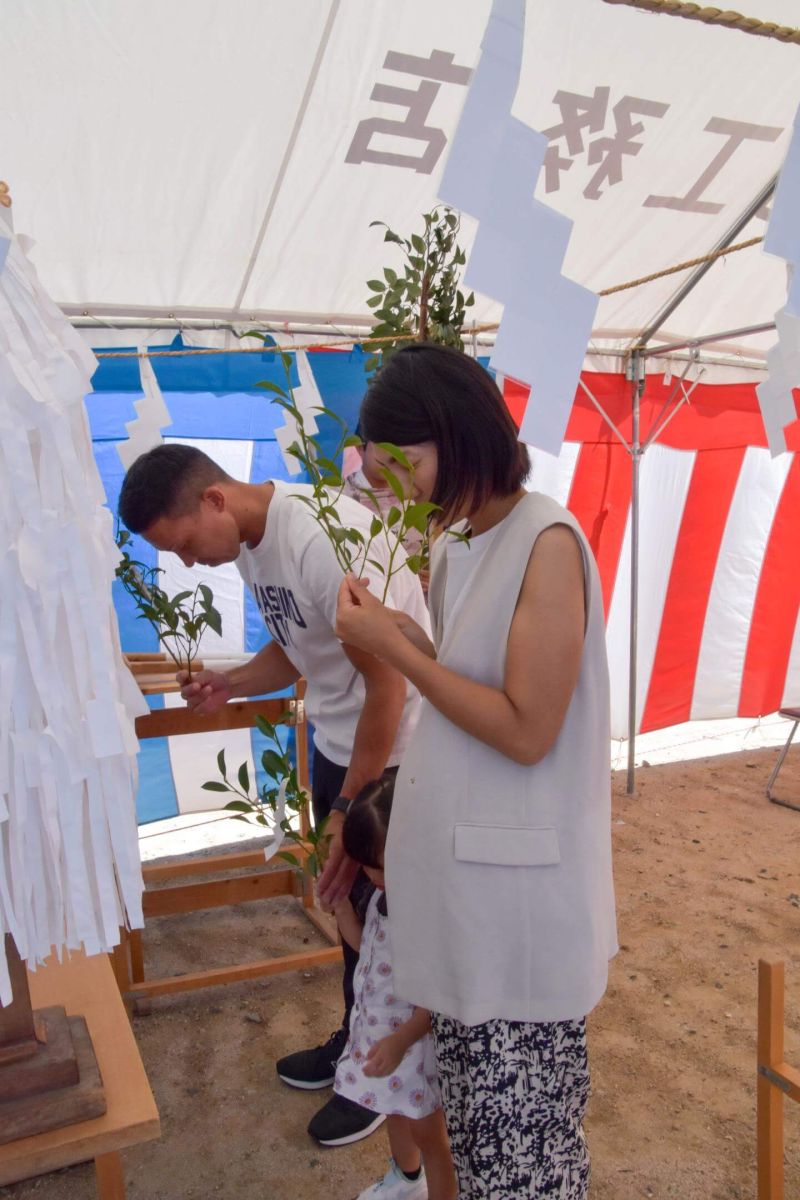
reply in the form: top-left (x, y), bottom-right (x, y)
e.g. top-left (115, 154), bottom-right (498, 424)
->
top-left (633, 174), bottom-right (778, 352)
top-left (627, 351), bottom-right (645, 795)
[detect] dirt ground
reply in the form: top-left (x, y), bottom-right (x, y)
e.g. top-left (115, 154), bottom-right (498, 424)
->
top-left (4, 743), bottom-right (800, 1200)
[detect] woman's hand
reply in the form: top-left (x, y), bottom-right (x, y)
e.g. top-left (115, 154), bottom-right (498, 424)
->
top-left (335, 575), bottom-right (400, 658)
top-left (336, 574), bottom-right (434, 659)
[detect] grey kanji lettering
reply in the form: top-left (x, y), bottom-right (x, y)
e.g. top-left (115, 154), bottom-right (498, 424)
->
top-left (345, 49), bottom-right (472, 174)
top-left (542, 87), bottom-right (668, 198)
top-left (644, 117), bottom-right (783, 214)
top-left (542, 88), bottom-right (610, 193)
top-left (584, 96), bottom-right (669, 200)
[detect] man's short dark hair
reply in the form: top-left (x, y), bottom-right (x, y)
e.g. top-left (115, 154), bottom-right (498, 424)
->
top-left (359, 344), bottom-right (530, 523)
top-left (118, 444), bottom-right (230, 533)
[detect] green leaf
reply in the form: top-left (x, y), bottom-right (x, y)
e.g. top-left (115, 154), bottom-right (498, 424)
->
top-left (384, 267), bottom-right (398, 285)
top-left (255, 379), bottom-right (289, 398)
top-left (369, 515), bottom-right (383, 538)
top-left (203, 781), bottom-right (231, 792)
top-left (379, 466), bottom-right (406, 502)
top-left (217, 748), bottom-right (227, 777)
top-left (366, 279), bottom-right (385, 293)
top-left (261, 749), bottom-right (286, 780)
top-left (404, 501), bottom-right (437, 533)
top-left (376, 442), bottom-right (413, 472)
top-left (238, 761), bottom-right (250, 792)
top-left (203, 608), bottom-right (222, 637)
top-left (171, 590), bottom-right (193, 606)
top-left (224, 799), bottom-right (253, 812)
top-left (386, 505), bottom-right (401, 528)
top-left (410, 233), bottom-right (425, 253)
top-left (198, 584), bottom-right (213, 607)
top-left (276, 851), bottom-right (301, 868)
top-left (255, 715), bottom-right (277, 739)
top-left (366, 294), bottom-right (383, 309)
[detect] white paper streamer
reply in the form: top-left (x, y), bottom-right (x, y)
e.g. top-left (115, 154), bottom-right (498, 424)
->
top-left (262, 777), bottom-right (289, 866)
top-left (116, 349), bottom-right (173, 470)
top-left (0, 207), bottom-right (148, 1003)
top-left (439, 0), bottom-right (597, 456)
top-left (759, 103), bottom-right (800, 456)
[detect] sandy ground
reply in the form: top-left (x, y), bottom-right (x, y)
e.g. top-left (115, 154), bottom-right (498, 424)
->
top-left (3, 741), bottom-right (800, 1200)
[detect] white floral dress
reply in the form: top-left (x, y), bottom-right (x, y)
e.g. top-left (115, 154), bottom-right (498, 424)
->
top-left (334, 891), bottom-right (440, 1118)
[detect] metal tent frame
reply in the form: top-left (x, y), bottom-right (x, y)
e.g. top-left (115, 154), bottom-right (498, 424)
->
top-left (611, 172), bottom-right (780, 793)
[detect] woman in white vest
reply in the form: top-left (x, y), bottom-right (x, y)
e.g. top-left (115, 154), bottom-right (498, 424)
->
top-left (331, 344), bottom-right (618, 1200)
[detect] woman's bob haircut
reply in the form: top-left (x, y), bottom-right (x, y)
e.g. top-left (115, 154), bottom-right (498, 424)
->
top-left (359, 343), bottom-right (530, 524)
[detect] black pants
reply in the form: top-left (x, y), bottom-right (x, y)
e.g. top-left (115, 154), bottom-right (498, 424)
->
top-left (310, 749), bottom-right (372, 1031)
top-left (311, 748), bottom-right (397, 1032)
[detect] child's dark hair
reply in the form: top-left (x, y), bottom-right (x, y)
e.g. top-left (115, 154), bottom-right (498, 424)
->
top-left (341, 775), bottom-right (394, 869)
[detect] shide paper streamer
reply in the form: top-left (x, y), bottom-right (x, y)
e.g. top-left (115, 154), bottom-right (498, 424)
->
top-left (0, 207), bottom-right (146, 1004)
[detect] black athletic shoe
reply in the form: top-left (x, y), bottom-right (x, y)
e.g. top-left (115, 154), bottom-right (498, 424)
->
top-left (276, 1027), bottom-right (348, 1090)
top-left (307, 1093), bottom-right (387, 1147)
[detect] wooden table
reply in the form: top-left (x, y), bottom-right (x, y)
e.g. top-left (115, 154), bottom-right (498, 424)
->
top-left (0, 950), bottom-right (160, 1197)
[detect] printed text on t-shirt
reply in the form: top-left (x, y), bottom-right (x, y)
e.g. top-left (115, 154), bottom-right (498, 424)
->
top-left (254, 584), bottom-right (307, 648)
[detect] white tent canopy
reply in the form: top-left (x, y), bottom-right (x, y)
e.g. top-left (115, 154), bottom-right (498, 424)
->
top-left (3, 0), bottom-right (800, 370)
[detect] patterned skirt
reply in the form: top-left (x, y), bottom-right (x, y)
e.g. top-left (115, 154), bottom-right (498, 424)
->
top-left (431, 1014), bottom-right (590, 1199)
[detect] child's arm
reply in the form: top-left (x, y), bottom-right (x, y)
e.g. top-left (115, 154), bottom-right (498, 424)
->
top-left (332, 896), bottom-right (363, 951)
top-left (363, 1007), bottom-right (431, 1077)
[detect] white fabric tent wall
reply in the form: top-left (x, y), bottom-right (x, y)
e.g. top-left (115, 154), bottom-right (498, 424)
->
top-left (2, 0), bottom-right (800, 374)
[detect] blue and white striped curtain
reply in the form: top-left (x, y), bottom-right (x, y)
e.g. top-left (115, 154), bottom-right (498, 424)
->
top-left (88, 339), bottom-right (370, 824)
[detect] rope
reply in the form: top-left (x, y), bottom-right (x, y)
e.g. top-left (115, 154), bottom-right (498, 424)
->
top-left (602, 0), bottom-right (800, 45)
top-left (91, 239), bottom-right (765, 359)
top-left (94, 326), bottom-right (502, 359)
top-left (598, 234), bottom-right (763, 296)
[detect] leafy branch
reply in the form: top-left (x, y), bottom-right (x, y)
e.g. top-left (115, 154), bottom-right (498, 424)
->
top-left (115, 527), bottom-right (222, 680)
top-left (364, 205), bottom-right (474, 370)
top-left (202, 713), bottom-right (324, 876)
top-left (250, 349), bottom-right (437, 601)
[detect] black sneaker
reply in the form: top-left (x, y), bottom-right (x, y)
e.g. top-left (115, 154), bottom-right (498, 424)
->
top-left (308, 1093), bottom-right (387, 1147)
top-left (276, 1027), bottom-right (348, 1090)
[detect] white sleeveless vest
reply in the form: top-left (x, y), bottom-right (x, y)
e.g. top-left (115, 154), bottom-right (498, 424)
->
top-left (385, 492), bottom-right (618, 1026)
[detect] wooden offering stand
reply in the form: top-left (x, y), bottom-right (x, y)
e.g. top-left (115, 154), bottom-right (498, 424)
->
top-left (112, 654), bottom-right (341, 1006)
top-left (0, 949), bottom-right (159, 1198)
top-left (0, 937), bottom-right (105, 1146)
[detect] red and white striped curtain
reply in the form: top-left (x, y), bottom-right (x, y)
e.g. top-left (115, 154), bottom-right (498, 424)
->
top-left (505, 373), bottom-right (800, 739)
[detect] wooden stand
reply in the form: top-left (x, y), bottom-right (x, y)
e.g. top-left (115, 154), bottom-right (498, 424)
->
top-left (112, 663), bottom-right (341, 1005)
top-left (757, 959), bottom-right (800, 1199)
top-left (0, 936), bottom-right (106, 1146)
top-left (0, 949), bottom-right (159, 1196)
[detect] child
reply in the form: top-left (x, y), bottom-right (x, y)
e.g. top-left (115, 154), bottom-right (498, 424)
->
top-left (342, 435), bottom-right (429, 595)
top-left (333, 776), bottom-right (456, 1200)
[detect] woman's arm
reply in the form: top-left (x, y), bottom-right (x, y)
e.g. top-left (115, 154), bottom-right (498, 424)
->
top-left (337, 525), bottom-right (585, 766)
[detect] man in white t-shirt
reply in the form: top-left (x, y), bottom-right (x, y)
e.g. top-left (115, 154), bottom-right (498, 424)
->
top-left (118, 443), bottom-right (429, 1148)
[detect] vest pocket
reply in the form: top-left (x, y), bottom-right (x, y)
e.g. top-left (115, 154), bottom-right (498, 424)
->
top-left (453, 823), bottom-right (560, 866)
